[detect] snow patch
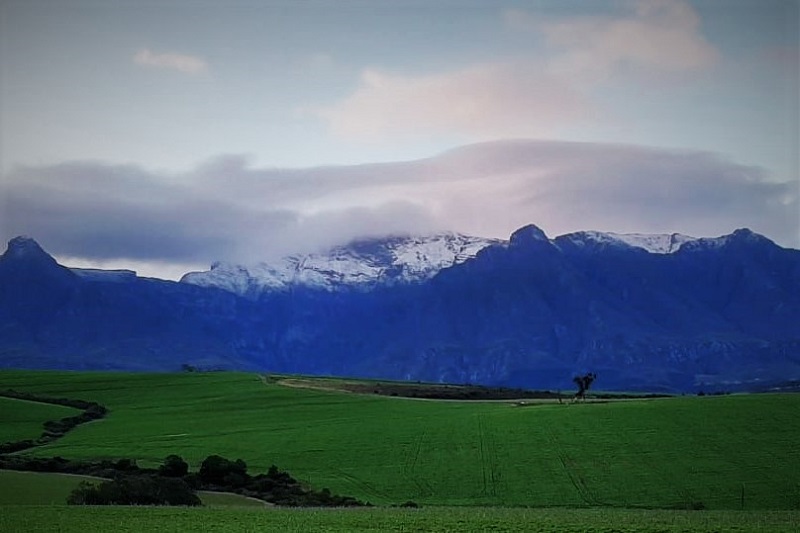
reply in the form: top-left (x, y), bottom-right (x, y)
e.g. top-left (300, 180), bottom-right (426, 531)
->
top-left (606, 232), bottom-right (696, 253)
top-left (181, 233), bottom-right (500, 296)
top-left (556, 231), bottom-right (696, 254)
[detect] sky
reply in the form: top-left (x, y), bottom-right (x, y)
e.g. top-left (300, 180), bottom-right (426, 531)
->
top-left (0, 0), bottom-right (798, 279)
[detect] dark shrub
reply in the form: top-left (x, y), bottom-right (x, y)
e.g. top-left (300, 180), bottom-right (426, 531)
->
top-left (114, 458), bottom-right (138, 472)
top-left (67, 475), bottom-right (200, 506)
top-left (0, 440), bottom-right (35, 454)
top-left (183, 473), bottom-right (201, 489)
top-left (159, 454), bottom-right (189, 478)
top-left (199, 455), bottom-right (248, 486)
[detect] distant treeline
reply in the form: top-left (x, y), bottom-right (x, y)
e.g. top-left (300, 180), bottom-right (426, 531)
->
top-left (317, 380), bottom-right (671, 401)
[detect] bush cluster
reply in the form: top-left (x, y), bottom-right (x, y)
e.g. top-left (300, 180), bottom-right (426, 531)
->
top-left (0, 455), bottom-right (150, 480)
top-left (67, 475), bottom-right (200, 506)
top-left (0, 453), bottom-right (365, 507)
top-left (193, 455), bottom-right (365, 506)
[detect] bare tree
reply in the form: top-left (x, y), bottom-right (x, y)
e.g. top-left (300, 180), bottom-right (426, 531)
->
top-left (572, 372), bottom-right (596, 401)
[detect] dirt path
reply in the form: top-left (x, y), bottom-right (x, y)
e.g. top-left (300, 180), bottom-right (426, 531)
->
top-left (270, 376), bottom-right (569, 404)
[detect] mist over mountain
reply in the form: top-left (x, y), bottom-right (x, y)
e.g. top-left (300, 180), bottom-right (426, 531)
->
top-left (1, 225), bottom-right (798, 393)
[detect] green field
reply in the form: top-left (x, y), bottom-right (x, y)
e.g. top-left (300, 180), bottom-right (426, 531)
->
top-left (0, 370), bottom-right (799, 511)
top-left (0, 470), bottom-right (93, 506)
top-left (0, 505), bottom-right (798, 533)
top-left (0, 396), bottom-right (80, 443)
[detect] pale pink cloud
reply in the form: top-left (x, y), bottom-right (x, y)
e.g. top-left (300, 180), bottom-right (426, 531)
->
top-left (507, 0), bottom-right (718, 79)
top-left (318, 62), bottom-right (592, 140)
top-left (133, 48), bottom-right (208, 75)
top-left (320, 0), bottom-right (717, 141)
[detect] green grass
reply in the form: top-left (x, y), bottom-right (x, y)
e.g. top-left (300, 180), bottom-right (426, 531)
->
top-left (0, 396), bottom-right (81, 443)
top-left (1, 506), bottom-right (798, 532)
top-left (0, 370), bottom-right (798, 510)
top-left (0, 470), bottom-right (93, 505)
top-left (197, 490), bottom-right (269, 507)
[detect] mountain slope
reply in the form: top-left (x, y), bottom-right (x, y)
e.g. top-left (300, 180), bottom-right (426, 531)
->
top-left (1, 226), bottom-right (798, 392)
top-left (244, 225), bottom-right (800, 391)
top-left (0, 238), bottom-right (259, 371)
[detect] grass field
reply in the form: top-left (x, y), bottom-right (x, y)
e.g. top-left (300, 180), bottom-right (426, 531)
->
top-left (0, 370), bottom-right (798, 510)
top-left (0, 470), bottom-right (92, 505)
top-left (0, 506), bottom-right (798, 533)
top-left (0, 396), bottom-right (80, 443)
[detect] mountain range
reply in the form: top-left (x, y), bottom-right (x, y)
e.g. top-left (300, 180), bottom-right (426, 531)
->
top-left (1, 225), bottom-right (798, 393)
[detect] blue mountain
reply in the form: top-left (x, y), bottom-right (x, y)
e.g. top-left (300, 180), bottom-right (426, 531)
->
top-left (0, 226), bottom-right (798, 392)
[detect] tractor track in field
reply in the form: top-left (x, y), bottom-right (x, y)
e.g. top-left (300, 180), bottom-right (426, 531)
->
top-left (334, 469), bottom-right (393, 502)
top-left (476, 413), bottom-right (502, 497)
top-left (546, 427), bottom-right (601, 506)
top-left (477, 414), bottom-right (489, 496)
top-left (484, 416), bottom-right (502, 497)
top-left (412, 432), bottom-right (435, 497)
top-left (402, 430), bottom-right (433, 497)
top-left (557, 454), bottom-right (598, 506)
top-left (410, 430), bottom-right (425, 474)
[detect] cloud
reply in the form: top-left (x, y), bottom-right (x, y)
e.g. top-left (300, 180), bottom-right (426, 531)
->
top-left (318, 62), bottom-right (592, 140)
top-left (133, 48), bottom-right (208, 74)
top-left (1, 140), bottom-right (796, 279)
top-left (319, 0), bottom-right (717, 141)
top-left (506, 0), bottom-right (718, 79)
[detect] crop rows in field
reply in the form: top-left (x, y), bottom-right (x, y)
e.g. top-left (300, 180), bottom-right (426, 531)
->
top-left (0, 370), bottom-right (798, 510)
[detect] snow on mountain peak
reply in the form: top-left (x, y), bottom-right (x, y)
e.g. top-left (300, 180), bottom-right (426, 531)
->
top-left (181, 233), bottom-right (501, 296)
top-left (605, 232), bottom-right (696, 253)
top-left (182, 226), bottom-right (772, 298)
top-left (555, 231), bottom-right (696, 254)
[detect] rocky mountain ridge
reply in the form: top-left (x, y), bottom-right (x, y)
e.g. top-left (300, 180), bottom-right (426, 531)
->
top-left (1, 225), bottom-right (798, 393)
top-left (179, 229), bottom-right (710, 297)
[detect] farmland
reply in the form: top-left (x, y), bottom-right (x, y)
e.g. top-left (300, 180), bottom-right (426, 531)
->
top-left (1, 370), bottom-right (799, 511)
top-left (1, 505), bottom-right (798, 533)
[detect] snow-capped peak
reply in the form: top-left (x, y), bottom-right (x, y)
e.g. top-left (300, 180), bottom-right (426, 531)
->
top-left (679, 228), bottom-right (773, 252)
top-left (604, 232), bottom-right (696, 253)
top-left (555, 231), bottom-right (696, 254)
top-left (181, 233), bottom-right (500, 297)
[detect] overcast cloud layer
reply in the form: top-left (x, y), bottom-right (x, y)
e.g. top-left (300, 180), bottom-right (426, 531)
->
top-left (1, 140), bottom-right (796, 278)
